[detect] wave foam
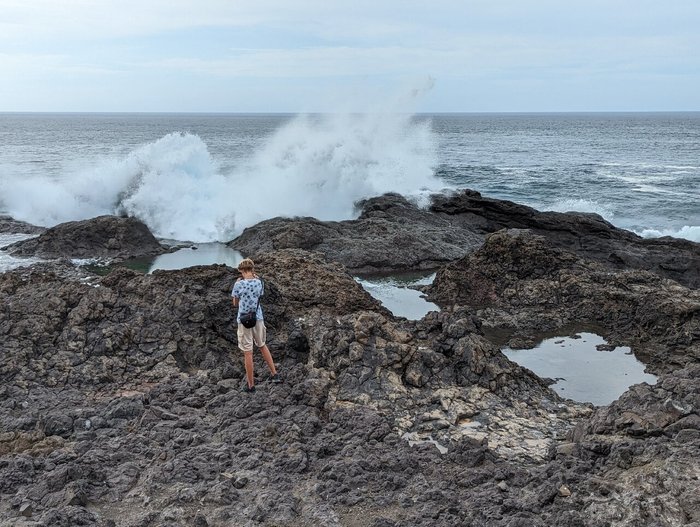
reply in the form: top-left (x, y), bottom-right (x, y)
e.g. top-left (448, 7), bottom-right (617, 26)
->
top-left (0, 112), bottom-right (443, 242)
top-left (637, 226), bottom-right (700, 243)
top-left (541, 199), bottom-right (615, 221)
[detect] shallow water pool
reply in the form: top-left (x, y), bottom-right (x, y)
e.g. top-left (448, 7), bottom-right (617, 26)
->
top-left (355, 273), bottom-right (439, 320)
top-left (503, 332), bottom-right (658, 406)
top-left (147, 243), bottom-right (243, 273)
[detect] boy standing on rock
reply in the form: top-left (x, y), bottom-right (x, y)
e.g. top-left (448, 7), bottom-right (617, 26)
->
top-left (232, 258), bottom-right (281, 392)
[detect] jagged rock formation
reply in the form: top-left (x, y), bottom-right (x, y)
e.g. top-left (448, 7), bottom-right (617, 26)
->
top-left (0, 216), bottom-right (45, 235)
top-left (6, 216), bottom-right (166, 261)
top-left (229, 193), bottom-right (484, 274)
top-left (1, 193), bottom-right (698, 526)
top-left (431, 190), bottom-right (700, 289)
top-left (1, 242), bottom-right (698, 526)
top-left (231, 190), bottom-right (700, 288)
top-left (427, 229), bottom-right (700, 373)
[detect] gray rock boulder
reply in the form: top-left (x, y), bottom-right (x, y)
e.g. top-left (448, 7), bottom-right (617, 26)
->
top-left (229, 193), bottom-right (484, 274)
top-left (0, 215), bottom-right (45, 235)
top-left (431, 189), bottom-right (700, 289)
top-left (427, 228), bottom-right (700, 373)
top-left (6, 215), bottom-right (165, 261)
top-left (231, 189), bottom-right (700, 288)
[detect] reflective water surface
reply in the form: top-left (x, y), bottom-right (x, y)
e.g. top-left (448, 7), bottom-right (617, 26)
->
top-left (355, 273), bottom-right (439, 320)
top-left (503, 332), bottom-right (657, 406)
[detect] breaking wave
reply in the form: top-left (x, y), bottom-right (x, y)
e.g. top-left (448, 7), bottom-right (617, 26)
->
top-left (541, 198), bottom-right (616, 222)
top-left (637, 226), bottom-right (700, 243)
top-left (0, 113), bottom-right (443, 242)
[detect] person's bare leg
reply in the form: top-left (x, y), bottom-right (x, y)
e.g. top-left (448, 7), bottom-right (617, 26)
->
top-left (259, 345), bottom-right (277, 375)
top-left (243, 351), bottom-right (255, 388)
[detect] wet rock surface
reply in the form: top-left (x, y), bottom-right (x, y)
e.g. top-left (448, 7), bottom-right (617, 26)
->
top-left (1, 194), bottom-right (699, 526)
top-left (6, 215), bottom-right (166, 261)
top-left (430, 190), bottom-right (700, 289)
top-left (230, 193), bottom-right (484, 274)
top-left (232, 190), bottom-right (700, 288)
top-left (0, 216), bottom-right (45, 235)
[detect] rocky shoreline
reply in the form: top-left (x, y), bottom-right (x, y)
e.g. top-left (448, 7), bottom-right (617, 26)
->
top-left (0, 190), bottom-right (698, 526)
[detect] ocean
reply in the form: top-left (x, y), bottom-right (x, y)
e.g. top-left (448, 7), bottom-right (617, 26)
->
top-left (1, 112), bottom-right (698, 243)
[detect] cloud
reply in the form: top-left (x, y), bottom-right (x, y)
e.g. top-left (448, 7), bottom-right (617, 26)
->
top-left (0, 0), bottom-right (698, 111)
top-left (0, 0), bottom-right (269, 40)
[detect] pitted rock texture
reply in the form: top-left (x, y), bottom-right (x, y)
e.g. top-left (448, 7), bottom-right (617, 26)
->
top-left (7, 215), bottom-right (165, 261)
top-left (0, 216), bottom-right (45, 235)
top-left (229, 193), bottom-right (484, 274)
top-left (1, 235), bottom-right (698, 525)
top-left (428, 229), bottom-right (700, 373)
top-left (231, 190), bottom-right (700, 288)
top-left (431, 189), bottom-right (700, 289)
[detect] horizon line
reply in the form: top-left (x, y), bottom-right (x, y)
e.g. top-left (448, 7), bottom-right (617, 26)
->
top-left (1, 110), bottom-right (699, 116)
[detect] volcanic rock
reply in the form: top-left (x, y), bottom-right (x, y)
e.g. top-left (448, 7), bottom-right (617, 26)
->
top-left (431, 189), bottom-right (700, 289)
top-left (1, 208), bottom-right (699, 525)
top-left (427, 228), bottom-right (700, 373)
top-left (231, 190), bottom-right (700, 288)
top-left (0, 248), bottom-right (597, 526)
top-left (0, 216), bottom-right (45, 235)
top-left (6, 215), bottom-right (165, 261)
top-left (230, 193), bottom-right (484, 274)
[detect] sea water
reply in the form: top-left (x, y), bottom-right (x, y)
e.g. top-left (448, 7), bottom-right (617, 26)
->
top-left (355, 273), bottom-right (438, 320)
top-left (503, 332), bottom-right (658, 406)
top-left (0, 233), bottom-right (40, 271)
top-left (0, 112), bottom-right (698, 246)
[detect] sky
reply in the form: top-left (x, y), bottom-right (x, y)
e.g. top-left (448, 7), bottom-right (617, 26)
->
top-left (1, 0), bottom-right (699, 112)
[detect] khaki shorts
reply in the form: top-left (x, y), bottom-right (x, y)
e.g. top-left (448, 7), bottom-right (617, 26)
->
top-left (237, 320), bottom-right (266, 352)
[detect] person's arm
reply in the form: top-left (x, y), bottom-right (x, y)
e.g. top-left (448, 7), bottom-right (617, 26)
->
top-left (232, 280), bottom-right (241, 308)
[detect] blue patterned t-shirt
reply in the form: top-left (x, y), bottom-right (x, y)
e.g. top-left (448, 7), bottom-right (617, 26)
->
top-left (232, 278), bottom-right (264, 324)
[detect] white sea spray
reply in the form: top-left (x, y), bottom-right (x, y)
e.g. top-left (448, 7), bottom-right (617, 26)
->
top-left (1, 112), bottom-right (443, 242)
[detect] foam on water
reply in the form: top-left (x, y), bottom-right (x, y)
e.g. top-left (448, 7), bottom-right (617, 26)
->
top-left (540, 198), bottom-right (616, 221)
top-left (0, 112), bottom-right (443, 243)
top-left (2, 111), bottom-right (698, 245)
top-left (637, 225), bottom-right (700, 243)
top-left (0, 233), bottom-right (40, 272)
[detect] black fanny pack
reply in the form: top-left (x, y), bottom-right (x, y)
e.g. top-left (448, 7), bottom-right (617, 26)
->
top-left (240, 310), bottom-right (257, 329)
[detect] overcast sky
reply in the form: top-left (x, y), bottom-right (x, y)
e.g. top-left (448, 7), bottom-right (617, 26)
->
top-left (1, 0), bottom-right (698, 112)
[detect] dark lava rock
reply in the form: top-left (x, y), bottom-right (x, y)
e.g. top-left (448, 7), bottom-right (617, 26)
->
top-left (0, 215), bottom-right (45, 235)
top-left (0, 248), bottom-right (582, 526)
top-left (6, 215), bottom-right (165, 261)
top-left (1, 209), bottom-right (698, 525)
top-left (431, 189), bottom-right (700, 289)
top-left (427, 228), bottom-right (700, 373)
top-left (229, 193), bottom-right (484, 274)
top-left (231, 190), bottom-right (700, 288)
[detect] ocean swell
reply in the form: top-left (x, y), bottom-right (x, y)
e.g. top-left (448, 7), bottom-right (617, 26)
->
top-left (0, 113), bottom-right (443, 242)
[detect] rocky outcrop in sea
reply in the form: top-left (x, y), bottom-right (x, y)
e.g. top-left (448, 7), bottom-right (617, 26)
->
top-left (0, 191), bottom-right (698, 526)
top-left (6, 215), bottom-right (166, 262)
top-left (232, 190), bottom-right (700, 288)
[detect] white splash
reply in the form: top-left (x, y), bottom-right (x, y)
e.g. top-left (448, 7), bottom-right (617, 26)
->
top-left (637, 225), bottom-right (700, 243)
top-left (0, 233), bottom-right (41, 272)
top-left (0, 112), bottom-right (443, 242)
top-left (541, 198), bottom-right (615, 221)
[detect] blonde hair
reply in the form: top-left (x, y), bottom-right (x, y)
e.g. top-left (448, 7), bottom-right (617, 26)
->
top-left (237, 258), bottom-right (255, 272)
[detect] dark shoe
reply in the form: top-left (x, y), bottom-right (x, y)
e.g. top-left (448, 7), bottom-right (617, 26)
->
top-left (243, 385), bottom-right (255, 393)
top-left (270, 374), bottom-right (283, 384)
